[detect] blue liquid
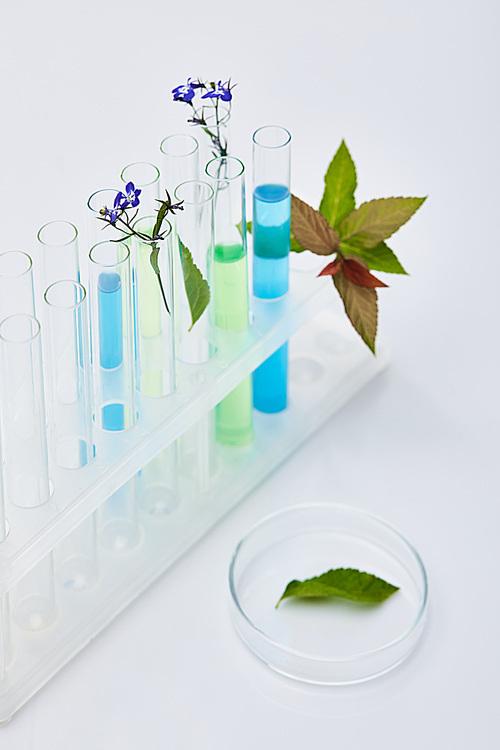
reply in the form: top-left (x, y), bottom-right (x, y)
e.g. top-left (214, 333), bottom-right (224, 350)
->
top-left (253, 343), bottom-right (288, 413)
top-left (253, 184), bottom-right (290, 299)
top-left (98, 272), bottom-right (123, 370)
top-left (102, 402), bottom-right (125, 432)
top-left (252, 184), bottom-right (290, 411)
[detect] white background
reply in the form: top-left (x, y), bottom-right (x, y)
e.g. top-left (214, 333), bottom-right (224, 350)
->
top-left (1, 0), bottom-right (499, 747)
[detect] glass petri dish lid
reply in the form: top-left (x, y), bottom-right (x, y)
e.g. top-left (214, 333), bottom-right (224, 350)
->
top-left (229, 503), bottom-right (428, 685)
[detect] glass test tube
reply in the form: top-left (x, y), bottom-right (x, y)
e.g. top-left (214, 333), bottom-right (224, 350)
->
top-left (132, 216), bottom-right (175, 398)
top-left (174, 180), bottom-right (216, 493)
top-left (89, 241), bottom-right (135, 432)
top-left (12, 553), bottom-right (58, 632)
top-left (252, 126), bottom-right (292, 413)
top-left (120, 162), bottom-right (160, 217)
top-left (36, 221), bottom-right (80, 292)
top-left (0, 315), bottom-right (50, 508)
top-left (98, 475), bottom-right (141, 552)
top-left (205, 156), bottom-right (253, 446)
top-left (43, 281), bottom-right (93, 468)
top-left (173, 180), bottom-right (215, 363)
top-left (0, 594), bottom-right (13, 682)
top-left (87, 189), bottom-right (123, 251)
top-left (55, 514), bottom-right (99, 590)
top-left (0, 251), bottom-right (35, 322)
top-left (160, 134), bottom-right (200, 192)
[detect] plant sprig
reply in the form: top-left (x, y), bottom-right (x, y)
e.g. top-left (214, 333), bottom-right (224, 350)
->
top-left (98, 183), bottom-right (210, 327)
top-left (172, 77), bottom-right (235, 157)
top-left (291, 141), bottom-right (426, 353)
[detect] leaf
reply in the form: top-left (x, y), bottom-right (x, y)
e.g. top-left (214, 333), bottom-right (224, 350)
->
top-left (342, 256), bottom-right (388, 288)
top-left (149, 241), bottom-right (170, 314)
top-left (338, 196), bottom-right (426, 249)
top-left (318, 258), bottom-right (342, 277)
top-left (333, 268), bottom-right (378, 353)
top-left (276, 568), bottom-right (399, 608)
top-left (340, 240), bottom-right (408, 275)
top-left (319, 140), bottom-right (357, 229)
top-left (179, 241), bottom-right (210, 330)
top-left (150, 243), bottom-right (160, 275)
top-left (291, 194), bottom-right (340, 256)
top-left (153, 199), bottom-right (171, 239)
top-left (290, 233), bottom-right (306, 253)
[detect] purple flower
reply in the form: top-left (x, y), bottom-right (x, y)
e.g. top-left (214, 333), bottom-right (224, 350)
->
top-left (172, 77), bottom-right (199, 102)
top-left (201, 80), bottom-right (232, 102)
top-left (116, 182), bottom-right (141, 209)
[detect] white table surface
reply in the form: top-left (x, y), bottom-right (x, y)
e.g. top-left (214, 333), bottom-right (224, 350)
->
top-left (1, 0), bottom-right (499, 747)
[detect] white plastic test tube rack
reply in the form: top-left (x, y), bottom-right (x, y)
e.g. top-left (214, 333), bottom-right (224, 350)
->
top-left (0, 254), bottom-right (388, 724)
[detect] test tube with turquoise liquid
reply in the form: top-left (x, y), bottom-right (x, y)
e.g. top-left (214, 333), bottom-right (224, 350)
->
top-left (89, 241), bottom-right (135, 432)
top-left (206, 156), bottom-right (253, 446)
top-left (252, 126), bottom-right (291, 413)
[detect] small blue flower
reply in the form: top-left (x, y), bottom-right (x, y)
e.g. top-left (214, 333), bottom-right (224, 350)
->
top-left (201, 80), bottom-right (232, 102)
top-left (103, 205), bottom-right (120, 223)
top-left (172, 77), bottom-right (197, 102)
top-left (116, 182), bottom-right (142, 209)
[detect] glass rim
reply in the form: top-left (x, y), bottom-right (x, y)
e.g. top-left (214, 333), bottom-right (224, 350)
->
top-left (205, 156), bottom-right (245, 181)
top-left (89, 240), bottom-right (130, 268)
top-left (120, 161), bottom-right (160, 187)
top-left (0, 313), bottom-right (41, 344)
top-left (252, 125), bottom-right (292, 149)
top-left (0, 250), bottom-right (33, 279)
top-left (174, 180), bottom-right (214, 206)
top-left (87, 189), bottom-right (119, 213)
top-left (44, 279), bottom-right (86, 310)
top-left (160, 134), bottom-right (199, 157)
top-left (132, 214), bottom-right (172, 237)
top-left (37, 220), bottom-right (78, 247)
top-left (229, 502), bottom-right (428, 666)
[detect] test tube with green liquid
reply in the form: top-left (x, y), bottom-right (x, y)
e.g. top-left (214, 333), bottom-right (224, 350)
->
top-left (206, 156), bottom-right (253, 446)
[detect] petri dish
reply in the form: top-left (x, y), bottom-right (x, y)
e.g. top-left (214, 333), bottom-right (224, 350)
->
top-left (229, 503), bottom-right (428, 684)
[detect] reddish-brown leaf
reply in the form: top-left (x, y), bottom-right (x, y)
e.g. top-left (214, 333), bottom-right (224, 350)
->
top-left (333, 269), bottom-right (378, 353)
top-left (342, 256), bottom-right (388, 288)
top-left (318, 258), bottom-right (342, 277)
top-left (291, 194), bottom-right (340, 256)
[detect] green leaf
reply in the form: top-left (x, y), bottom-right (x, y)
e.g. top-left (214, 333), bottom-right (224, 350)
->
top-left (276, 568), bottom-right (399, 608)
top-left (179, 241), bottom-right (210, 330)
top-left (150, 243), bottom-right (160, 275)
top-left (319, 140), bottom-right (357, 229)
top-left (340, 241), bottom-right (408, 275)
top-left (149, 241), bottom-right (171, 314)
top-left (153, 199), bottom-right (171, 239)
top-left (333, 269), bottom-right (378, 353)
top-left (338, 196), bottom-right (426, 249)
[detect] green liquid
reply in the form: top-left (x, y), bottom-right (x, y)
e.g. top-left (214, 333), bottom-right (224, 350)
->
top-left (214, 243), bottom-right (253, 446)
top-left (216, 377), bottom-right (253, 446)
top-left (214, 243), bottom-right (249, 331)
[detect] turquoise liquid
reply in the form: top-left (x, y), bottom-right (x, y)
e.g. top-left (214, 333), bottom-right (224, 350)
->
top-left (252, 184), bottom-right (290, 412)
top-left (253, 183), bottom-right (290, 299)
top-left (98, 272), bottom-right (123, 369)
top-left (98, 271), bottom-right (125, 431)
top-left (253, 344), bottom-right (288, 413)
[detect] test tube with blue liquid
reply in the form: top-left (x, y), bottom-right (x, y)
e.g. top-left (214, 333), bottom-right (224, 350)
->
top-left (252, 126), bottom-right (292, 413)
top-left (89, 241), bottom-right (135, 432)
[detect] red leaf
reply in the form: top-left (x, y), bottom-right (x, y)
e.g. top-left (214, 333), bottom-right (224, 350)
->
top-left (318, 258), bottom-right (342, 277)
top-left (343, 257), bottom-right (388, 288)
